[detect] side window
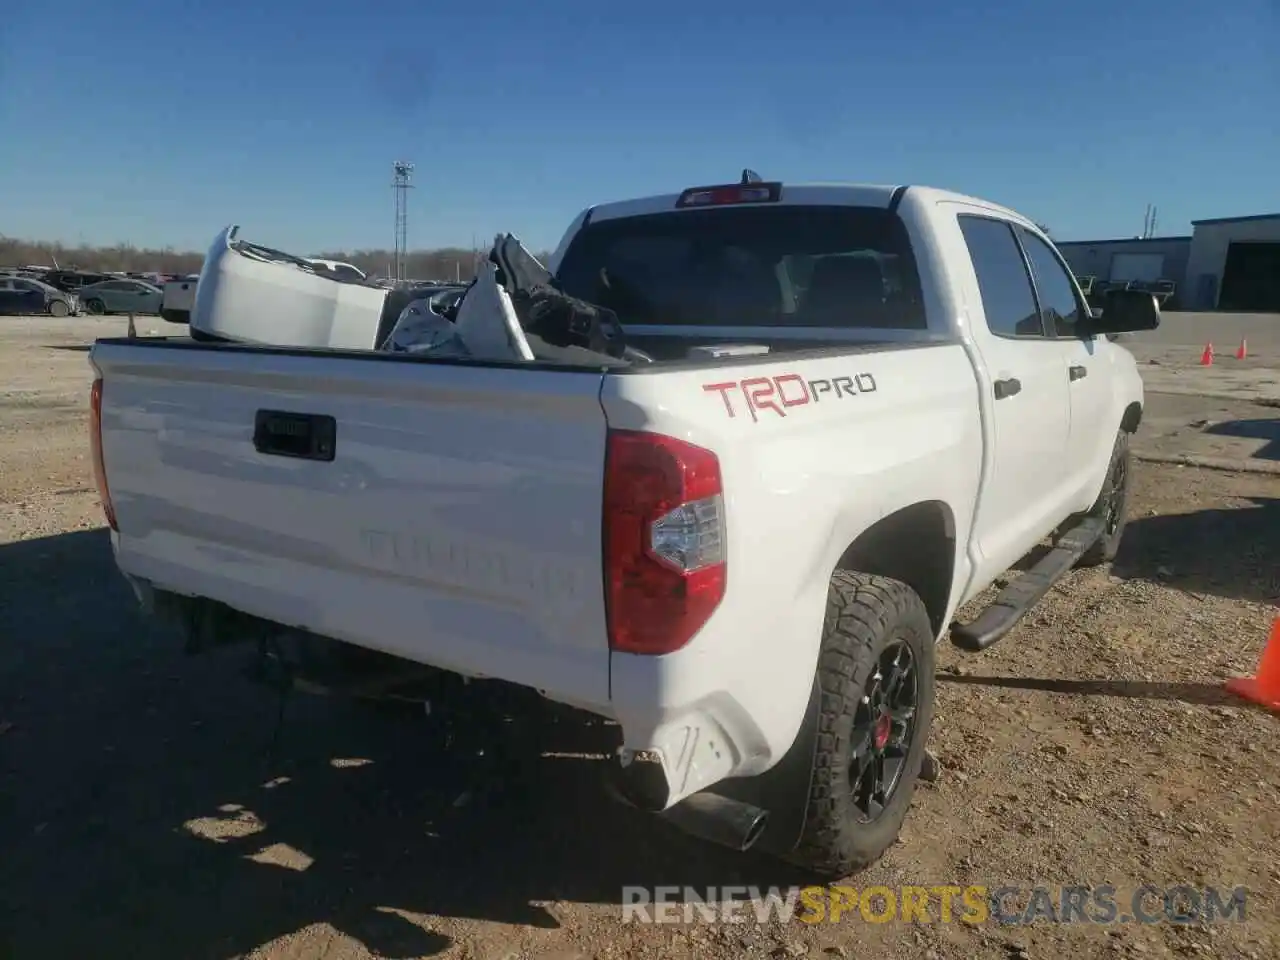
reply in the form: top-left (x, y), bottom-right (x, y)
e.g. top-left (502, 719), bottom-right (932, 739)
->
top-left (1018, 228), bottom-right (1085, 337)
top-left (957, 216), bottom-right (1045, 338)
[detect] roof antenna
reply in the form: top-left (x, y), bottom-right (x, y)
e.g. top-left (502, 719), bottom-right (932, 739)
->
top-left (741, 169), bottom-right (762, 184)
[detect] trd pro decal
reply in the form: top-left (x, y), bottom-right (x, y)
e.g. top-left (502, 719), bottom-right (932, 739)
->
top-left (702, 372), bottom-right (877, 421)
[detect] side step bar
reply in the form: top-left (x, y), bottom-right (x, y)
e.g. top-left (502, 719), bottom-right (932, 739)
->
top-left (951, 514), bottom-right (1105, 652)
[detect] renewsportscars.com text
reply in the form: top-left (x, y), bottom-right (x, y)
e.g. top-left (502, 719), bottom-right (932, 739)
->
top-left (621, 884), bottom-right (1248, 926)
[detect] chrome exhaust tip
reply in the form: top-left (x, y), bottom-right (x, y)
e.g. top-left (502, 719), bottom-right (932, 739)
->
top-left (658, 790), bottom-right (771, 852)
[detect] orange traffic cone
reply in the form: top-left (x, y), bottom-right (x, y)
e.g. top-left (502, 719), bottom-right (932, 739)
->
top-left (1200, 343), bottom-right (1214, 366)
top-left (1235, 340), bottom-right (1248, 360)
top-left (1225, 615), bottom-right (1280, 712)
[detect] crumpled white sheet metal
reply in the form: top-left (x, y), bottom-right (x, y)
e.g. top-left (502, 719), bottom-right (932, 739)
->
top-left (453, 260), bottom-right (534, 361)
top-left (381, 299), bottom-right (468, 356)
top-left (381, 239), bottom-right (536, 361)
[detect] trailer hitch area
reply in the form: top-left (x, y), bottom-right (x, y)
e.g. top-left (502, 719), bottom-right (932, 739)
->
top-left (243, 630), bottom-right (443, 700)
top-left (146, 587), bottom-right (278, 656)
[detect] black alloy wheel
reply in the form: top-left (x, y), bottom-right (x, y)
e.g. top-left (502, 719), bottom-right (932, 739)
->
top-left (849, 640), bottom-right (917, 822)
top-left (1102, 449), bottom-right (1128, 538)
top-left (1077, 430), bottom-right (1132, 567)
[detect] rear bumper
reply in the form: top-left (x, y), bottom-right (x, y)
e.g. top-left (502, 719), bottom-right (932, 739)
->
top-left (117, 556), bottom-right (819, 858)
top-left (114, 531), bottom-right (612, 715)
top-left (608, 674), bottom-right (821, 858)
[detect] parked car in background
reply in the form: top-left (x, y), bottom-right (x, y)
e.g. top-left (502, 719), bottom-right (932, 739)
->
top-left (39, 270), bottom-right (113, 292)
top-left (76, 279), bottom-right (163, 315)
top-left (1129, 278), bottom-right (1178, 309)
top-left (0, 266), bottom-right (50, 281)
top-left (0, 276), bottom-right (79, 316)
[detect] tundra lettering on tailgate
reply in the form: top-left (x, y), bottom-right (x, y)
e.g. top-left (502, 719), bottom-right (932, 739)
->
top-left (703, 372), bottom-right (877, 422)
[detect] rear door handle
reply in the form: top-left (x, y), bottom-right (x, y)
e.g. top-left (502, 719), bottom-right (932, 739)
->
top-left (1069, 364), bottom-right (1088, 381)
top-left (993, 378), bottom-right (1022, 400)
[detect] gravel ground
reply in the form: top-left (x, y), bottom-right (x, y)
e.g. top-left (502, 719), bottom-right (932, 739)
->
top-left (1, 315), bottom-right (1279, 960)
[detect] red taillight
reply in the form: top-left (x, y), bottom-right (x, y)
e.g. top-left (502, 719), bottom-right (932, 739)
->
top-left (89, 378), bottom-right (117, 531)
top-left (603, 430), bottom-right (726, 655)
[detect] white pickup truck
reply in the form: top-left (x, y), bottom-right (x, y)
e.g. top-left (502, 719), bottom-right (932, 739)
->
top-left (88, 177), bottom-right (1155, 877)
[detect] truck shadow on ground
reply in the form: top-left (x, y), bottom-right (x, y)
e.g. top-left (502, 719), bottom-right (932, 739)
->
top-left (937, 673), bottom-right (1246, 708)
top-left (1203, 418), bottom-right (1280, 460)
top-left (1109, 495), bottom-right (1280, 605)
top-left (0, 530), bottom-right (808, 960)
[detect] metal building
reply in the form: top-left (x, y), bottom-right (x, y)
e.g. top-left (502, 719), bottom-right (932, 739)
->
top-left (1055, 236), bottom-right (1191, 291)
top-left (1056, 212), bottom-right (1280, 312)
top-left (1183, 213), bottom-right (1280, 311)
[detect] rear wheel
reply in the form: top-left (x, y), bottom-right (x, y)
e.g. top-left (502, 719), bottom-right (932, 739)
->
top-left (85, 298), bottom-right (106, 315)
top-left (1077, 431), bottom-right (1132, 567)
top-left (789, 571), bottom-right (936, 878)
top-left (47, 300), bottom-right (69, 318)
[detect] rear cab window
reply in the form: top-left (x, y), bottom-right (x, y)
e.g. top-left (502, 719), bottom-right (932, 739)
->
top-left (555, 203), bottom-right (928, 330)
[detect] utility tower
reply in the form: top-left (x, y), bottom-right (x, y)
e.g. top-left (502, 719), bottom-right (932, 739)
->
top-left (392, 161), bottom-right (415, 281)
top-left (1142, 203), bottom-right (1159, 239)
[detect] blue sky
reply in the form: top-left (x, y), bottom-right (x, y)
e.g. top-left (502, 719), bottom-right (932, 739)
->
top-left (1, 1), bottom-right (1276, 254)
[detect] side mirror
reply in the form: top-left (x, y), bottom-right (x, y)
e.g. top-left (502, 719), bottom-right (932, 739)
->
top-left (1082, 288), bottom-right (1160, 336)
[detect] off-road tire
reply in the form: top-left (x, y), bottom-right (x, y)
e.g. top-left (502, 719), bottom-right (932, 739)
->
top-left (1077, 430), bottom-right (1132, 567)
top-left (788, 571), bottom-right (936, 878)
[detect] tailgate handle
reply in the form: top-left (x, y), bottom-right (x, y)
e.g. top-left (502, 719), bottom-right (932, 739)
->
top-left (253, 410), bottom-right (336, 462)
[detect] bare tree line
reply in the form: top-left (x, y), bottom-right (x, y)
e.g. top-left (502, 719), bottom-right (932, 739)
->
top-left (0, 236), bottom-right (550, 282)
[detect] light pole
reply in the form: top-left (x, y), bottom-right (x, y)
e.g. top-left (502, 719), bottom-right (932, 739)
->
top-left (392, 161), bottom-right (415, 282)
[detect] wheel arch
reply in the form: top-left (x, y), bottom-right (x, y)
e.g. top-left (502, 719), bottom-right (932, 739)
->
top-left (833, 500), bottom-right (958, 637)
top-left (705, 514), bottom-right (954, 862)
top-left (1120, 401), bottom-right (1143, 433)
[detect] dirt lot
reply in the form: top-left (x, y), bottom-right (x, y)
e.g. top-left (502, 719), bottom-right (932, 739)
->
top-left (2, 315), bottom-right (1279, 960)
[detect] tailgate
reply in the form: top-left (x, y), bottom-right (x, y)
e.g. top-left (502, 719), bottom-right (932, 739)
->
top-left (91, 342), bottom-right (612, 707)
